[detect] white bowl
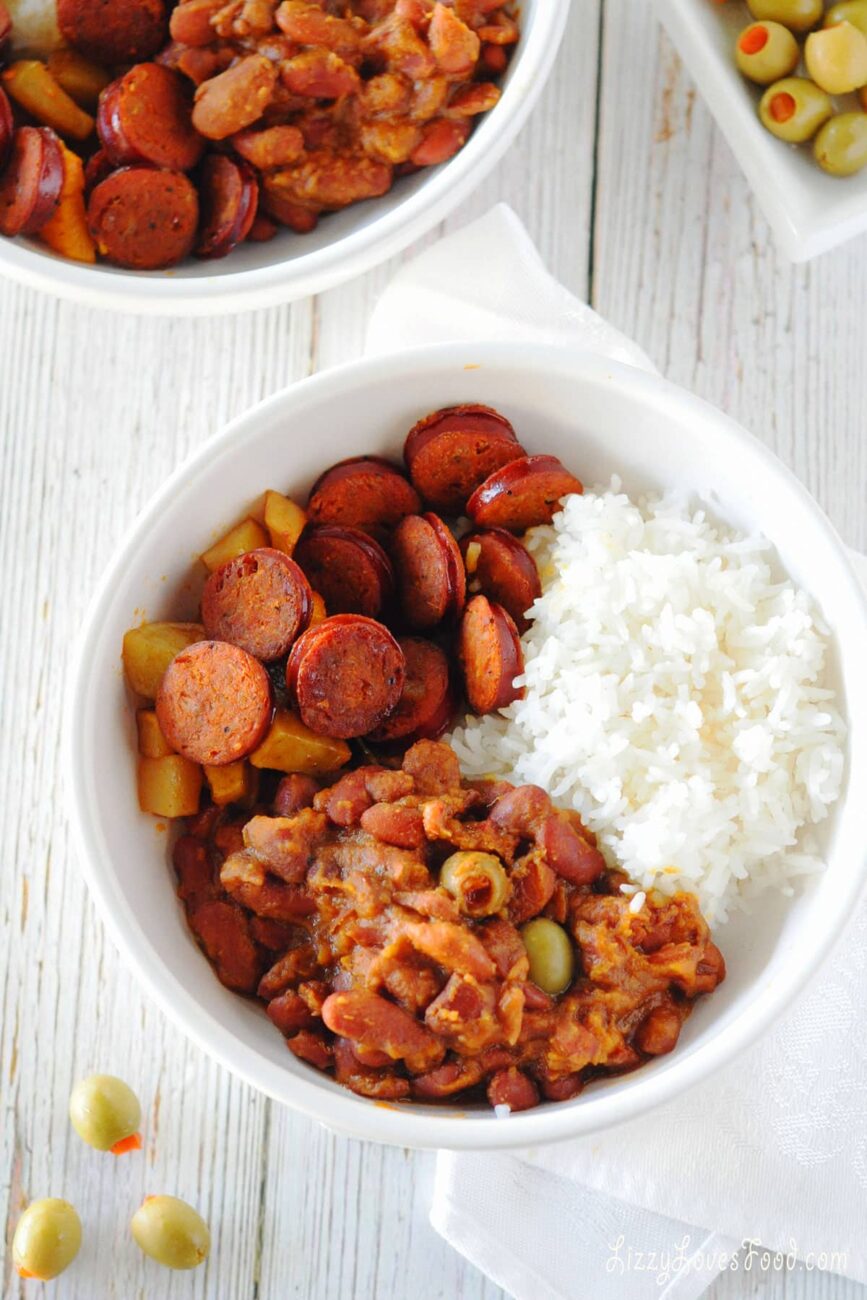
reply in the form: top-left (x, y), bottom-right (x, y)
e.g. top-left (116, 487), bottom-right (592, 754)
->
top-left (67, 341), bottom-right (867, 1150)
top-left (658, 0), bottom-right (867, 261)
top-left (0, 1), bottom-right (568, 315)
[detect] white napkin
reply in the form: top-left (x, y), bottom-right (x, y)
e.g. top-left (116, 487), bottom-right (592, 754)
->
top-left (366, 205), bottom-right (867, 1300)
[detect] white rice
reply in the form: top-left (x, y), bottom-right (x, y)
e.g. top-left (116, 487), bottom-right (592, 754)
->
top-left (5, 0), bottom-right (63, 56)
top-left (449, 481), bottom-right (846, 925)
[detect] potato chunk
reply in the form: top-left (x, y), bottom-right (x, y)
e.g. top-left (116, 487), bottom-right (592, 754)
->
top-left (264, 490), bottom-right (307, 556)
top-left (204, 760), bottom-right (257, 806)
top-left (136, 708), bottom-right (174, 758)
top-left (137, 755), bottom-right (202, 817)
top-left (201, 519), bottom-right (268, 573)
top-left (250, 709), bottom-right (351, 774)
top-left (122, 622), bottom-right (205, 699)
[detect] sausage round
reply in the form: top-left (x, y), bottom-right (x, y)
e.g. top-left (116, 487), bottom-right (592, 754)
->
top-left (0, 3), bottom-right (10, 60)
top-left (195, 154), bottom-right (258, 259)
top-left (0, 88), bottom-right (12, 172)
top-left (287, 615), bottom-right (405, 739)
top-left (87, 167), bottom-right (199, 270)
top-left (404, 403), bottom-right (522, 515)
top-left (467, 455), bottom-right (584, 532)
top-left (83, 148), bottom-right (114, 196)
top-left (201, 547), bottom-right (312, 661)
top-left (192, 55), bottom-right (278, 141)
top-left (98, 64), bottom-right (203, 173)
top-left (156, 640), bottom-right (272, 765)
top-left (57, 0), bottom-right (168, 65)
top-left (368, 637), bottom-right (455, 745)
top-left (294, 524), bottom-right (394, 619)
top-left (458, 594), bottom-right (524, 715)
top-left (390, 512), bottom-right (464, 630)
top-left (461, 528), bottom-right (541, 633)
top-left (307, 456), bottom-right (421, 538)
top-left (0, 127), bottom-right (64, 237)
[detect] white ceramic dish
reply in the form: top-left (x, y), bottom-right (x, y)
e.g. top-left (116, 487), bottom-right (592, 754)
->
top-left (67, 341), bottom-right (867, 1150)
top-left (657, 0), bottom-right (867, 261)
top-left (0, 1), bottom-right (568, 315)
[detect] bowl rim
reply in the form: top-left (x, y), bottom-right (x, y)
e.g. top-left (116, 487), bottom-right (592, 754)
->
top-left (0, 3), bottom-right (571, 316)
top-left (66, 340), bottom-right (867, 1150)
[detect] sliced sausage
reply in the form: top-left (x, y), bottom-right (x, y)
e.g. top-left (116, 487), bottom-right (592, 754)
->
top-left (231, 124), bottom-right (304, 170)
top-left (201, 547), bottom-right (311, 661)
top-left (83, 147), bottom-right (113, 195)
top-left (57, 0), bottom-right (168, 65)
top-left (87, 167), bottom-right (199, 270)
top-left (461, 528), bottom-right (541, 632)
top-left (467, 455), bottom-right (584, 532)
top-left (368, 637), bottom-right (454, 746)
top-left (192, 55), bottom-right (278, 141)
top-left (156, 639), bottom-right (272, 765)
top-left (404, 403), bottom-right (522, 515)
top-left (0, 88), bottom-right (12, 172)
top-left (307, 456), bottom-right (421, 538)
top-left (0, 126), bottom-right (63, 237)
top-left (294, 524), bottom-right (394, 619)
top-left (273, 773), bottom-right (320, 817)
top-left (287, 614), bottom-right (405, 739)
top-left (98, 64), bottom-right (203, 173)
top-left (458, 594), bottom-right (524, 715)
top-left (391, 512), bottom-right (465, 630)
top-left (195, 154), bottom-right (258, 259)
top-left (0, 3), bottom-right (10, 61)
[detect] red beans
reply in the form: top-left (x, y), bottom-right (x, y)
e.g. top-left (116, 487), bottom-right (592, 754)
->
top-left (404, 403), bottom-right (523, 514)
top-left (192, 54), bottom-right (278, 141)
top-left (201, 547), bottom-right (311, 661)
top-left (391, 512), bottom-right (465, 630)
top-left (0, 88), bottom-right (12, 172)
top-left (307, 456), bottom-right (421, 538)
top-left (195, 154), bottom-right (259, 259)
top-left (368, 637), bottom-right (454, 746)
top-left (295, 524), bottom-right (394, 618)
top-left (541, 813), bottom-right (606, 886)
top-left (87, 168), bottom-right (199, 270)
top-left (486, 1066), bottom-right (540, 1112)
top-left (467, 455), bottom-right (584, 532)
top-left (156, 640), bottom-right (272, 765)
top-left (461, 528), bottom-right (541, 633)
top-left (0, 127), bottom-right (64, 237)
top-left (57, 0), bottom-right (168, 65)
top-left (458, 594), bottom-right (524, 715)
top-left (287, 614), bottom-right (405, 739)
top-left (98, 64), bottom-right (203, 172)
top-left (0, 3), bottom-right (10, 61)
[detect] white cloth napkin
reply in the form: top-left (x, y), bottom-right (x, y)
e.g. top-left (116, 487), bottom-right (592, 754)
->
top-left (366, 205), bottom-right (867, 1300)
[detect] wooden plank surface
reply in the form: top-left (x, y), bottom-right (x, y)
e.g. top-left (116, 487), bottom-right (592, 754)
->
top-left (0, 2), bottom-right (864, 1298)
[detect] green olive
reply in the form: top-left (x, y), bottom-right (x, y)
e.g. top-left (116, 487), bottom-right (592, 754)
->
top-left (735, 21), bottom-right (800, 84)
top-left (805, 22), bottom-right (867, 93)
top-left (439, 851), bottom-right (510, 918)
top-left (814, 111), bottom-right (867, 174)
top-left (13, 1199), bottom-right (82, 1281)
top-left (758, 77), bottom-right (833, 141)
top-left (746, 0), bottom-right (823, 34)
top-left (69, 1074), bottom-right (142, 1152)
top-left (520, 918), bottom-right (575, 995)
top-left (131, 1195), bottom-right (210, 1270)
top-left (825, 0), bottom-right (867, 38)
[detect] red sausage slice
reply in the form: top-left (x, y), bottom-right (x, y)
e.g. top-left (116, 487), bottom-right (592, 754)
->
top-left (201, 547), bottom-right (312, 661)
top-left (461, 528), bottom-right (541, 633)
top-left (0, 3), bottom-right (10, 60)
top-left (458, 594), bottom-right (524, 715)
top-left (88, 167), bottom-right (199, 270)
top-left (467, 455), bottom-right (584, 532)
top-left (307, 456), bottom-right (421, 537)
top-left (98, 64), bottom-right (204, 172)
top-left (287, 615), bottom-right (405, 739)
top-left (195, 154), bottom-right (258, 259)
top-left (57, 0), bottom-right (168, 65)
top-left (294, 524), bottom-right (394, 619)
top-left (0, 88), bottom-right (12, 172)
top-left (368, 637), bottom-right (455, 745)
top-left (404, 403), bottom-right (522, 515)
top-left (156, 640), bottom-right (272, 765)
top-left (0, 127), bottom-right (64, 237)
top-left (391, 512), bottom-right (464, 630)
top-left (83, 148), bottom-right (114, 196)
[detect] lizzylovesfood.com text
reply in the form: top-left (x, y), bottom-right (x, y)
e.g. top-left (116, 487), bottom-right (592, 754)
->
top-left (605, 1235), bottom-right (848, 1287)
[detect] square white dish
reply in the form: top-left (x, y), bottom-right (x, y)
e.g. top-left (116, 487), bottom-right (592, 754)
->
top-left (657, 0), bottom-right (867, 260)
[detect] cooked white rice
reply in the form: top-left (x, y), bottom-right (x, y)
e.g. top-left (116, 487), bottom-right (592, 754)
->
top-left (5, 1), bottom-right (63, 56)
top-left (449, 481), bottom-right (846, 925)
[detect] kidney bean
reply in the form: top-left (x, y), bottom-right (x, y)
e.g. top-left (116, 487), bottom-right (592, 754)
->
top-left (321, 989), bottom-right (444, 1073)
top-left (486, 1067), bottom-right (540, 1112)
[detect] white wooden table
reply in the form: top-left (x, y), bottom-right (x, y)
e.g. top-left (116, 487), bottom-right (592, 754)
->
top-left (1, 3), bottom-right (865, 1297)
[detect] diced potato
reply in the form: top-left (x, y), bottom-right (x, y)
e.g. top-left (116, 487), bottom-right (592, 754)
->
top-left (250, 709), bottom-right (351, 775)
top-left (39, 142), bottom-right (96, 264)
top-left (47, 48), bottom-right (111, 109)
top-left (136, 709), bottom-right (174, 758)
top-left (1, 60), bottom-right (94, 141)
top-left (201, 518), bottom-right (268, 573)
top-left (264, 490), bottom-right (307, 556)
top-left (309, 591), bottom-right (327, 626)
top-left (137, 755), bottom-right (202, 818)
top-left (122, 622), bottom-right (205, 699)
top-left (204, 760), bottom-right (256, 806)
